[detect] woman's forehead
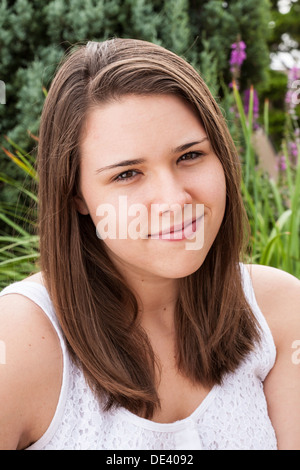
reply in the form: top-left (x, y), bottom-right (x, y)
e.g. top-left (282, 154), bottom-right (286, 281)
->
top-left (80, 94), bottom-right (206, 161)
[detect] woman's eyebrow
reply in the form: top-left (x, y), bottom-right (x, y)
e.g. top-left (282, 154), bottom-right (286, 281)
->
top-left (172, 137), bottom-right (208, 154)
top-left (94, 137), bottom-right (208, 174)
top-left (95, 158), bottom-right (146, 174)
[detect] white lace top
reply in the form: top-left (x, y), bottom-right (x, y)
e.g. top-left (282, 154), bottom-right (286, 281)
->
top-left (0, 264), bottom-right (277, 450)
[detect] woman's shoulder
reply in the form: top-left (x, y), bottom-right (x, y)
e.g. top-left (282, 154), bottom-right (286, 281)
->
top-left (245, 264), bottom-right (300, 349)
top-left (0, 273), bottom-right (62, 449)
top-left (0, 272), bottom-right (57, 355)
top-left (245, 264), bottom-right (300, 449)
top-left (0, 272), bottom-right (61, 374)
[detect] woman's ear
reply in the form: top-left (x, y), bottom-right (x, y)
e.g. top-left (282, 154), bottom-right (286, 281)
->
top-left (73, 194), bottom-right (89, 215)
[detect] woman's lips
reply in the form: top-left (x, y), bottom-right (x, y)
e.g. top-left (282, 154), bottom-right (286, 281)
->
top-left (148, 215), bottom-right (204, 241)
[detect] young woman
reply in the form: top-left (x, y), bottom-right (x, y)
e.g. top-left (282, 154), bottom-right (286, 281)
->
top-left (0, 39), bottom-right (299, 450)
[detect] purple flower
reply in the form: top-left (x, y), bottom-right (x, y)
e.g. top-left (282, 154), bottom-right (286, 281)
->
top-left (285, 90), bottom-right (293, 105)
top-left (277, 155), bottom-right (287, 172)
top-left (288, 141), bottom-right (299, 166)
top-left (289, 141), bottom-right (298, 158)
top-left (288, 66), bottom-right (300, 83)
top-left (230, 41), bottom-right (247, 73)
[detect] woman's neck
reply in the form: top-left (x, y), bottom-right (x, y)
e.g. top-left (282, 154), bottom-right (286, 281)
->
top-left (125, 270), bottom-right (179, 334)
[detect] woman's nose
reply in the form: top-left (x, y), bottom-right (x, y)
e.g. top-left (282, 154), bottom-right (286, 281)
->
top-left (149, 173), bottom-right (193, 215)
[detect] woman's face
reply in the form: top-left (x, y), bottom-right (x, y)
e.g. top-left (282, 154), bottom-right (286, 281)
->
top-left (77, 94), bottom-right (226, 281)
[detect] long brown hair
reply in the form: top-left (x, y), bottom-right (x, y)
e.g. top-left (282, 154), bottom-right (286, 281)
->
top-left (38, 38), bottom-right (260, 418)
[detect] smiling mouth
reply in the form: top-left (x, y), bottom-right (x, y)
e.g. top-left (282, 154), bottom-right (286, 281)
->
top-left (148, 215), bottom-right (204, 241)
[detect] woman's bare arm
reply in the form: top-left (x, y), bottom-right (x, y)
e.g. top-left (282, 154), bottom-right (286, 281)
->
top-left (0, 293), bottom-right (62, 450)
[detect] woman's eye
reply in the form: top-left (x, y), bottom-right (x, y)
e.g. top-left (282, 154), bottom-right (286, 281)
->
top-left (178, 151), bottom-right (203, 162)
top-left (114, 169), bottom-right (140, 182)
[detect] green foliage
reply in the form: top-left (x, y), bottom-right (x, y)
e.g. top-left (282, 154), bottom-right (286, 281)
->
top-left (0, 0), bottom-right (272, 152)
top-left (269, 0), bottom-right (300, 51)
top-left (188, 0), bottom-right (272, 89)
top-left (159, 0), bottom-right (191, 55)
top-left (232, 84), bottom-right (300, 278)
top-left (258, 69), bottom-right (288, 150)
top-left (0, 136), bottom-right (39, 288)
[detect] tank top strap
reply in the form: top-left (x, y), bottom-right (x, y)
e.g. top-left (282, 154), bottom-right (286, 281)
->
top-left (239, 263), bottom-right (277, 379)
top-left (0, 281), bottom-right (66, 350)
